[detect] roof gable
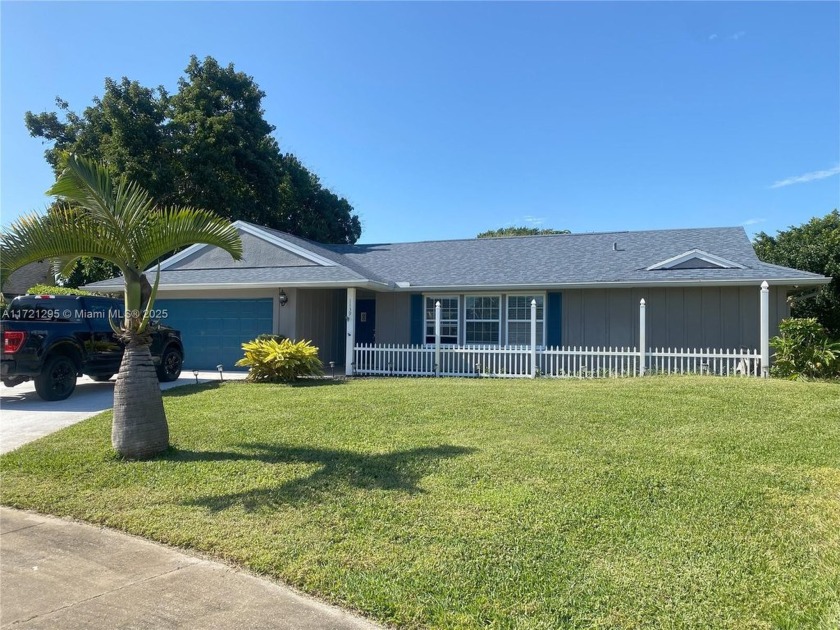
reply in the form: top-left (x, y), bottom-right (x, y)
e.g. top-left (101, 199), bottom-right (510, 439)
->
top-left (646, 249), bottom-right (746, 271)
top-left (170, 231), bottom-right (320, 270)
top-left (160, 222), bottom-right (337, 271)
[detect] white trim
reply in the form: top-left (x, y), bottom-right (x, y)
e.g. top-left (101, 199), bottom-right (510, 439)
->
top-left (504, 290), bottom-right (550, 297)
top-left (157, 220), bottom-right (337, 271)
top-left (345, 288), bottom-right (356, 376)
top-left (646, 249), bottom-right (745, 271)
top-left (157, 243), bottom-right (207, 270)
top-left (89, 275), bottom-right (831, 293)
top-left (392, 277), bottom-right (830, 291)
top-left (464, 295), bottom-right (502, 345)
top-left (89, 280), bottom-right (389, 292)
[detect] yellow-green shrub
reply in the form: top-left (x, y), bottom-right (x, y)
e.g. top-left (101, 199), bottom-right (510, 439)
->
top-left (236, 337), bottom-right (323, 382)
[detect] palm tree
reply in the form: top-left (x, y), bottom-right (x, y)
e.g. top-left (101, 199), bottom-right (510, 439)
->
top-left (0, 154), bottom-right (242, 458)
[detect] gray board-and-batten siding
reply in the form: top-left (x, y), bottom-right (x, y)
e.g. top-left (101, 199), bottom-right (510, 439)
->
top-left (349, 284), bottom-right (788, 352)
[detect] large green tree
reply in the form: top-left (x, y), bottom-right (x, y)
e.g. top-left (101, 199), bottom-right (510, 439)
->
top-left (0, 155), bottom-right (242, 459)
top-left (477, 226), bottom-right (570, 238)
top-left (169, 56), bottom-right (283, 228)
top-left (753, 210), bottom-right (840, 335)
top-left (26, 80), bottom-right (175, 203)
top-left (25, 55), bottom-right (361, 257)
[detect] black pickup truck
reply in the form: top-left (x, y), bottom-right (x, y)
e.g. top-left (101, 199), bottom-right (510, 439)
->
top-left (1, 294), bottom-right (184, 401)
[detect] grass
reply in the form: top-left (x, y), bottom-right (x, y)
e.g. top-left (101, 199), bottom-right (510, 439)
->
top-left (2, 376), bottom-right (839, 629)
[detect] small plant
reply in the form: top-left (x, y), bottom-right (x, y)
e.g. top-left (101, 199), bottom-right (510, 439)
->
top-left (770, 318), bottom-right (840, 379)
top-left (236, 337), bottom-right (323, 382)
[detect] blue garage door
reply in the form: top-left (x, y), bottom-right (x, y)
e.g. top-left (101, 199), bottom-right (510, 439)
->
top-left (155, 298), bottom-right (273, 370)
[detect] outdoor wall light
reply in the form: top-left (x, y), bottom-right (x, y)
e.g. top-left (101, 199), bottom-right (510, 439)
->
top-left (278, 289), bottom-right (288, 307)
top-left (216, 364), bottom-right (224, 382)
top-left (193, 369), bottom-right (199, 384)
top-left (329, 360), bottom-right (335, 378)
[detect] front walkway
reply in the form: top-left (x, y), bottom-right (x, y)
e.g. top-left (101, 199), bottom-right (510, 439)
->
top-left (0, 508), bottom-right (381, 629)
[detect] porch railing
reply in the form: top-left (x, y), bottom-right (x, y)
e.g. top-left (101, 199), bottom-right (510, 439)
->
top-left (353, 343), bottom-right (761, 378)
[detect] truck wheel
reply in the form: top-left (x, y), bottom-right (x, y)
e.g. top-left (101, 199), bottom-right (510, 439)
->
top-left (157, 347), bottom-right (183, 382)
top-left (89, 374), bottom-right (114, 382)
top-left (34, 355), bottom-right (78, 401)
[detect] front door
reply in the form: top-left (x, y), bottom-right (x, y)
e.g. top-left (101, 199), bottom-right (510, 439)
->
top-left (356, 299), bottom-right (376, 345)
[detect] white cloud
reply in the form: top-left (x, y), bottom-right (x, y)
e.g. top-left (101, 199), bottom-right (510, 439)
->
top-left (708, 33), bottom-right (719, 40)
top-left (771, 164), bottom-right (840, 189)
top-left (729, 31), bottom-right (746, 40)
top-left (740, 218), bottom-right (765, 226)
top-left (523, 215), bottom-right (545, 226)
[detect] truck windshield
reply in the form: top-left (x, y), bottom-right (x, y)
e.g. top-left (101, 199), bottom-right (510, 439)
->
top-left (1, 300), bottom-right (79, 323)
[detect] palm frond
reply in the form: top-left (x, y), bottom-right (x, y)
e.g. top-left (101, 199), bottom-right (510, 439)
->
top-left (4, 156), bottom-right (242, 297)
top-left (0, 208), bottom-right (129, 278)
top-left (138, 262), bottom-right (162, 333)
top-left (132, 207), bottom-right (243, 269)
top-left (113, 175), bottom-right (157, 234)
top-left (46, 155), bottom-right (133, 255)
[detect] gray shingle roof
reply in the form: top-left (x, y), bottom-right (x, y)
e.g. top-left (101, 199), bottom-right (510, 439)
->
top-left (85, 224), bottom-right (828, 291)
top-left (3, 261), bottom-right (55, 296)
top-left (325, 227), bottom-right (826, 288)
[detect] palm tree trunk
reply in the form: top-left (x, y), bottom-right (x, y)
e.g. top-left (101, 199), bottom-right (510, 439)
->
top-left (112, 341), bottom-right (169, 459)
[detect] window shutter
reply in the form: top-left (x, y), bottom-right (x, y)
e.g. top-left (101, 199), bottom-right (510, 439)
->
top-left (546, 292), bottom-right (562, 347)
top-left (410, 294), bottom-right (424, 344)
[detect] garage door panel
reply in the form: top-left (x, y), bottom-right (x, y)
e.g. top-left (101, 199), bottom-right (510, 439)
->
top-left (155, 298), bottom-right (273, 370)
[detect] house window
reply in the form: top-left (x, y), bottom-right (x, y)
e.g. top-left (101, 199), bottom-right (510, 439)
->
top-left (507, 295), bottom-right (544, 346)
top-left (425, 297), bottom-right (458, 344)
top-left (465, 296), bottom-right (500, 345)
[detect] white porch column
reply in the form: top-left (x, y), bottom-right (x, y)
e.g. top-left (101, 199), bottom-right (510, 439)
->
top-left (345, 287), bottom-right (356, 376)
top-left (639, 298), bottom-right (646, 376)
top-left (760, 281), bottom-right (770, 378)
top-left (434, 300), bottom-right (441, 377)
top-left (530, 299), bottom-right (538, 378)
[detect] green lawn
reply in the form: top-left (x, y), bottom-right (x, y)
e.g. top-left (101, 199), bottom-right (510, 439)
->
top-left (2, 377), bottom-right (839, 629)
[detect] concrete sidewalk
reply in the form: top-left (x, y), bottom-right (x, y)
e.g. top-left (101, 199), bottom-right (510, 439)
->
top-left (0, 508), bottom-right (382, 630)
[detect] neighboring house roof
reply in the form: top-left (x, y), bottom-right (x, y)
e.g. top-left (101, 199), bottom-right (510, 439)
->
top-left (86, 222), bottom-right (829, 292)
top-left (3, 261), bottom-right (55, 296)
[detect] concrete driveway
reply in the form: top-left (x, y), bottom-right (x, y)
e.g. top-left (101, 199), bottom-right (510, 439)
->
top-left (0, 370), bottom-right (247, 454)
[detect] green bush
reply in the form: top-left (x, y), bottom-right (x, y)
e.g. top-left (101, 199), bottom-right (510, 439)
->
top-left (236, 337), bottom-right (323, 382)
top-left (770, 318), bottom-right (840, 379)
top-left (27, 284), bottom-right (93, 296)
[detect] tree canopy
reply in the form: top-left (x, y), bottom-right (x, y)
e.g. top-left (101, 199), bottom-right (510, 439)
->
top-left (477, 226), bottom-right (570, 238)
top-left (753, 210), bottom-right (840, 335)
top-left (25, 56), bottom-right (361, 249)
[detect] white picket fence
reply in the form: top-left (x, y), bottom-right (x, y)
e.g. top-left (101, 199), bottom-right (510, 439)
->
top-left (353, 344), bottom-right (761, 378)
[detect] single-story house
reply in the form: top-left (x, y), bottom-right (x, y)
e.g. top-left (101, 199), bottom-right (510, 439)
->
top-left (86, 221), bottom-right (829, 372)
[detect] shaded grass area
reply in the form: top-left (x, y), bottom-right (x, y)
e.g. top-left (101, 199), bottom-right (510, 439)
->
top-left (2, 377), bottom-right (839, 629)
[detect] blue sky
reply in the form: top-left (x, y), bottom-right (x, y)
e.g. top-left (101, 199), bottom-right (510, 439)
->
top-left (2, 1), bottom-right (838, 244)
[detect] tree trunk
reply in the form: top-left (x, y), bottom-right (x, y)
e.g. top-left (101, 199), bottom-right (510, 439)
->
top-left (112, 342), bottom-right (169, 459)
